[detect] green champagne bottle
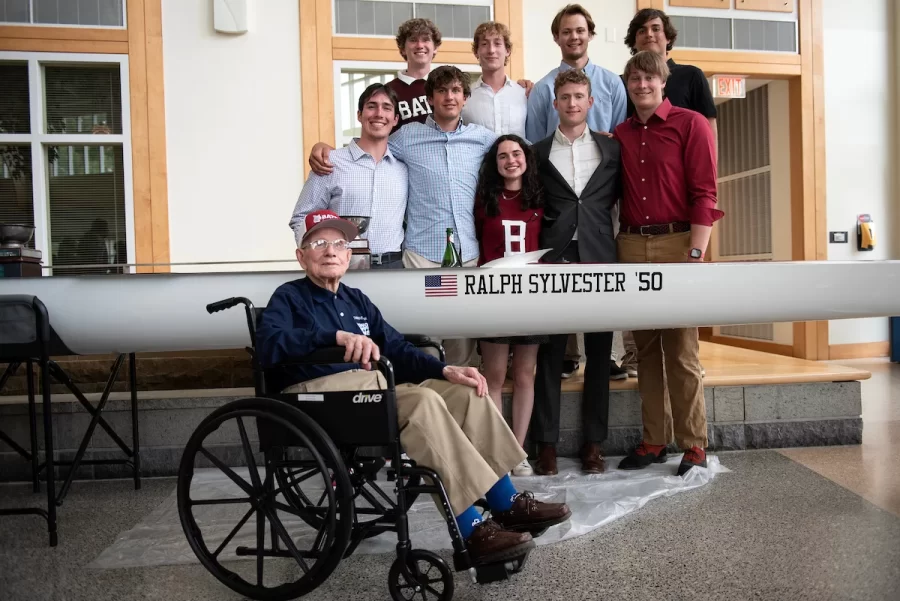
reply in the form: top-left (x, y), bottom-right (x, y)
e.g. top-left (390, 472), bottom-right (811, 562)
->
top-left (441, 227), bottom-right (462, 267)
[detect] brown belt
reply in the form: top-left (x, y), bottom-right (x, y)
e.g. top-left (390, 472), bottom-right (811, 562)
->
top-left (621, 221), bottom-right (691, 236)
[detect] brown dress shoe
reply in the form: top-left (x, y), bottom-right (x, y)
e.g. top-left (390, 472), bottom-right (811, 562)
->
top-left (580, 442), bottom-right (606, 474)
top-left (491, 492), bottom-right (572, 533)
top-left (466, 519), bottom-right (534, 564)
top-left (533, 443), bottom-right (557, 476)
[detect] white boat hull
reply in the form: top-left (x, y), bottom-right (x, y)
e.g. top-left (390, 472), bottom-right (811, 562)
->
top-left (2, 260), bottom-right (899, 355)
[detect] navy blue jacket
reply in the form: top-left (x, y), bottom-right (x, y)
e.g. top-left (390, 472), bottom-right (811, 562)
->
top-left (256, 277), bottom-right (446, 392)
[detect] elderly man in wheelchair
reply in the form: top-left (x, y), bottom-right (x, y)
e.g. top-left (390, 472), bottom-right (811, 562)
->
top-left (259, 210), bottom-right (571, 561)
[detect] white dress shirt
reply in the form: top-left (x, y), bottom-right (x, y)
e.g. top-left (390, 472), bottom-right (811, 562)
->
top-left (461, 76), bottom-right (527, 138)
top-left (549, 125), bottom-right (602, 240)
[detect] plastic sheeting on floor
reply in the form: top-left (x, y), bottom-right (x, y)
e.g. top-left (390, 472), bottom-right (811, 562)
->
top-left (88, 455), bottom-right (728, 570)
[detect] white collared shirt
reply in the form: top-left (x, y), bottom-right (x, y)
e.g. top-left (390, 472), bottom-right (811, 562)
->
top-left (461, 76), bottom-right (527, 138)
top-left (549, 126), bottom-right (602, 240)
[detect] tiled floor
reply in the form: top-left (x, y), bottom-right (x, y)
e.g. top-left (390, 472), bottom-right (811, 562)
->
top-left (779, 359), bottom-right (900, 516)
top-left (2, 359), bottom-right (899, 600)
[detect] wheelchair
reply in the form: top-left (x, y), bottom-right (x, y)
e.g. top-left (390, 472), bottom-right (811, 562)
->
top-left (176, 296), bottom-right (536, 601)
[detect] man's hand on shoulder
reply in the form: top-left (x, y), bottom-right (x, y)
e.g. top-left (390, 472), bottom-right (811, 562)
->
top-left (442, 365), bottom-right (487, 397)
top-left (517, 79), bottom-right (534, 97)
top-left (309, 142), bottom-right (335, 176)
top-left (335, 330), bottom-right (380, 370)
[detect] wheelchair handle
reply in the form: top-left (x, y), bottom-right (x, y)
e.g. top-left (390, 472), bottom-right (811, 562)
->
top-left (207, 297), bottom-right (244, 314)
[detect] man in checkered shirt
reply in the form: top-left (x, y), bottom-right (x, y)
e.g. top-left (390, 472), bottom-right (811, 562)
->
top-left (290, 84), bottom-right (408, 270)
top-left (308, 66), bottom-right (498, 366)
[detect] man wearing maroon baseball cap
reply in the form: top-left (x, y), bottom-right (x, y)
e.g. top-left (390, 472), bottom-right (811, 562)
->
top-left (256, 210), bottom-right (572, 566)
top-left (299, 210), bottom-right (358, 247)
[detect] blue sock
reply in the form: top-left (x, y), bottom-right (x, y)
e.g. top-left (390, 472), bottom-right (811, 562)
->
top-left (485, 474), bottom-right (517, 512)
top-left (455, 505), bottom-right (483, 539)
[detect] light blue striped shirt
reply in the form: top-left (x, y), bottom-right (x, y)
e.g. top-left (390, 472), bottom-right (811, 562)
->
top-left (525, 59), bottom-right (627, 143)
top-left (290, 140), bottom-right (407, 254)
top-left (388, 116), bottom-right (497, 263)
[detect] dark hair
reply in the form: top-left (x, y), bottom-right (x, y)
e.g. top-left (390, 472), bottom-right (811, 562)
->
top-left (476, 135), bottom-right (542, 218)
top-left (395, 18), bottom-right (442, 59)
top-left (425, 65), bottom-right (471, 100)
top-left (624, 9), bottom-right (678, 55)
top-left (551, 4), bottom-right (596, 39)
top-left (553, 69), bottom-right (592, 96)
top-left (357, 83), bottom-right (399, 116)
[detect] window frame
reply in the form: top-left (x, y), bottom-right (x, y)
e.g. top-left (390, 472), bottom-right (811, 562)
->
top-left (0, 51), bottom-right (135, 274)
top-left (331, 0), bottom-right (493, 40)
top-left (0, 0), bottom-right (128, 29)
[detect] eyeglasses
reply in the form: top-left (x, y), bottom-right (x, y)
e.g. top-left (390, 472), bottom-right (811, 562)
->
top-left (303, 238), bottom-right (351, 252)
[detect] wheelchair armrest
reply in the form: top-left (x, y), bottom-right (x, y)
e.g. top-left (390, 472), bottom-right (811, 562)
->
top-left (266, 348), bottom-right (396, 388)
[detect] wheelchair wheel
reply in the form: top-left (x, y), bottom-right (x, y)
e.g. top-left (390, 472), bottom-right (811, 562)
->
top-left (276, 454), bottom-right (422, 540)
top-left (177, 398), bottom-right (353, 601)
top-left (388, 549), bottom-right (454, 601)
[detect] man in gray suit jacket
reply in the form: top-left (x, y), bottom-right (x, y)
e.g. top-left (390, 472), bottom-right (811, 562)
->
top-left (529, 69), bottom-right (620, 476)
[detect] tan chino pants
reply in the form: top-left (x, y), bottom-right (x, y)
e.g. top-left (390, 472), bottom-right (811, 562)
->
top-left (616, 231), bottom-right (708, 449)
top-left (284, 370), bottom-right (525, 515)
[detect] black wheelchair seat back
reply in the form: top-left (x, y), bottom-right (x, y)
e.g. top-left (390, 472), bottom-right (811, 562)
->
top-left (262, 387), bottom-right (399, 449)
top-left (247, 306), bottom-right (401, 450)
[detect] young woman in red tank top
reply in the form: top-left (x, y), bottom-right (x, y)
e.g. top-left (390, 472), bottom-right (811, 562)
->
top-left (474, 134), bottom-right (545, 477)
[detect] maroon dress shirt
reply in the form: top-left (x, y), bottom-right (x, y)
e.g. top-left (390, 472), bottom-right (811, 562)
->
top-left (614, 98), bottom-right (723, 228)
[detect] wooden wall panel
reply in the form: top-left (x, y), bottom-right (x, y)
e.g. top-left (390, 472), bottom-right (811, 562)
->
top-left (127, 0), bottom-right (153, 274)
top-left (126, 0), bottom-right (169, 273)
top-left (299, 0), bottom-right (320, 179)
top-left (507, 0), bottom-right (524, 81)
top-left (316, 0), bottom-right (335, 149)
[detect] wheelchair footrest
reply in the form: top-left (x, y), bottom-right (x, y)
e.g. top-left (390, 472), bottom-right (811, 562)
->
top-left (472, 550), bottom-right (531, 584)
top-left (453, 549), bottom-right (531, 584)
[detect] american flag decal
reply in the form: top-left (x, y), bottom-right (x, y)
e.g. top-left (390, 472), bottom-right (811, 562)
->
top-left (424, 274), bottom-right (457, 297)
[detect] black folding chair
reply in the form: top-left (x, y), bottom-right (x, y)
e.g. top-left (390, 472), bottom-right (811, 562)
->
top-left (0, 294), bottom-right (143, 546)
top-left (0, 295), bottom-right (57, 546)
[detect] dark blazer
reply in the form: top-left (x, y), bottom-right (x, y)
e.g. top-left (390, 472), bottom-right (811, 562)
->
top-left (534, 130), bottom-right (621, 264)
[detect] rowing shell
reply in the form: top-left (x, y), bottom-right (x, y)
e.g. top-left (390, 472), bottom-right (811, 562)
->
top-left (2, 258), bottom-right (899, 355)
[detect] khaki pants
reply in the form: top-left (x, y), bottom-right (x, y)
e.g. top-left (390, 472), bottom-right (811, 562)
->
top-left (284, 370), bottom-right (525, 515)
top-left (564, 333), bottom-right (583, 363)
top-left (616, 231), bottom-right (707, 449)
top-left (402, 249), bottom-right (479, 367)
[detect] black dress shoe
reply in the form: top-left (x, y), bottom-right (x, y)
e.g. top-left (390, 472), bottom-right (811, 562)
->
top-left (609, 360), bottom-right (628, 380)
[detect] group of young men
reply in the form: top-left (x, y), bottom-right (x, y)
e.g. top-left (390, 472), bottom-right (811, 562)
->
top-left (290, 4), bottom-right (723, 478)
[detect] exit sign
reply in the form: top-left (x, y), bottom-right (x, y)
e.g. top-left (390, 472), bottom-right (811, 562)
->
top-left (710, 74), bottom-right (746, 99)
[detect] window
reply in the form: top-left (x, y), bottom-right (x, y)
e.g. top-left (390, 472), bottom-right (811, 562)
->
top-left (0, 0), bottom-right (125, 27)
top-left (333, 61), bottom-right (483, 146)
top-left (0, 53), bottom-right (133, 275)
top-left (334, 0), bottom-right (491, 39)
top-left (667, 15), bottom-right (796, 53)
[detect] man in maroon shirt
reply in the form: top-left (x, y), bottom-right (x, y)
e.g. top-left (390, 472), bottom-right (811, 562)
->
top-left (387, 18), bottom-right (440, 132)
top-left (613, 51), bottom-right (723, 476)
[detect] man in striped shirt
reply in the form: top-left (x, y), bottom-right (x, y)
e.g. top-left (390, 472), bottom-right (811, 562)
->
top-left (290, 83), bottom-right (407, 270)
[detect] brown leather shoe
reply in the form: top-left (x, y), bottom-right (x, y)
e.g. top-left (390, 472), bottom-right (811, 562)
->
top-left (533, 443), bottom-right (557, 476)
top-left (579, 442), bottom-right (607, 474)
top-left (465, 519), bottom-right (534, 565)
top-left (491, 492), bottom-right (572, 534)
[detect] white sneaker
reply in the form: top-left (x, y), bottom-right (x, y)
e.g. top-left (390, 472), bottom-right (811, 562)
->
top-left (511, 458), bottom-right (533, 477)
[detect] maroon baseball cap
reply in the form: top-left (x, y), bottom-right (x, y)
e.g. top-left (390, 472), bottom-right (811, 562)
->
top-left (300, 210), bottom-right (358, 246)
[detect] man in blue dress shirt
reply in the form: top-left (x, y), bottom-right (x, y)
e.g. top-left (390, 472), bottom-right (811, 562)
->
top-left (525, 4), bottom-right (627, 143)
top-left (255, 210), bottom-right (571, 566)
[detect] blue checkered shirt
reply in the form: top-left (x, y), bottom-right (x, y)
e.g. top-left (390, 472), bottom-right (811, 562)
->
top-left (388, 116), bottom-right (497, 263)
top-left (525, 59), bottom-right (627, 143)
top-left (290, 140), bottom-right (407, 254)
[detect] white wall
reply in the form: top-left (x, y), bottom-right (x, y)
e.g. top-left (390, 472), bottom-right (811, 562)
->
top-left (162, 0), bottom-right (303, 272)
top-left (822, 0), bottom-right (896, 345)
top-left (522, 0), bottom-right (635, 82)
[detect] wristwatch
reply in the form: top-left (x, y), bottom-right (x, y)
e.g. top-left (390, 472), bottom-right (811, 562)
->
top-left (689, 248), bottom-right (704, 260)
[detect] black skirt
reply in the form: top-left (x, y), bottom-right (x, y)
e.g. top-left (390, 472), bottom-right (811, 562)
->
top-left (478, 335), bottom-right (549, 346)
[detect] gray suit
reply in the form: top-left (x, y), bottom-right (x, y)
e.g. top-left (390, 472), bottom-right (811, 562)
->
top-left (530, 130), bottom-right (621, 447)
